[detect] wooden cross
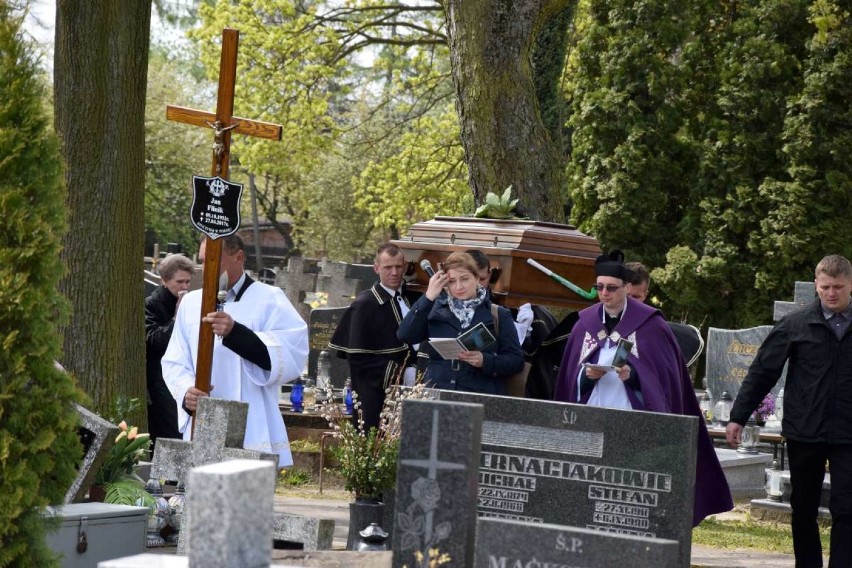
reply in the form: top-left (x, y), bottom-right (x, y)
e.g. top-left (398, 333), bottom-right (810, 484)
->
top-left (167, 28), bottom-right (282, 399)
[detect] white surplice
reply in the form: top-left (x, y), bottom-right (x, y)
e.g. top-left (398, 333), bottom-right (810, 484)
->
top-left (162, 280), bottom-right (308, 467)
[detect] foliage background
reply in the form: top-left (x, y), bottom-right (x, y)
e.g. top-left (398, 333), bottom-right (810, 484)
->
top-left (0, 6), bottom-right (82, 565)
top-left (142, 0), bottom-right (851, 327)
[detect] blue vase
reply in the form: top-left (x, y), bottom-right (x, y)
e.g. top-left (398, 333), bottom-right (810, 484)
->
top-left (343, 379), bottom-right (354, 416)
top-left (290, 377), bottom-right (304, 413)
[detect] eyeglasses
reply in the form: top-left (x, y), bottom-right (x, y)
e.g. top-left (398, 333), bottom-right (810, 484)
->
top-left (593, 283), bottom-right (625, 293)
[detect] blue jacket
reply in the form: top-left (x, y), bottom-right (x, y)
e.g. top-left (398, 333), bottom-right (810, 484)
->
top-left (397, 294), bottom-right (524, 394)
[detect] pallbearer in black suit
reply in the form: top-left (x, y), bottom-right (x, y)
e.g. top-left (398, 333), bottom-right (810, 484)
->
top-left (329, 243), bottom-right (419, 431)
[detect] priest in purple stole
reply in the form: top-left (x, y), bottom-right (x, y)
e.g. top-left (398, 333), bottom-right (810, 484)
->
top-left (554, 250), bottom-right (732, 526)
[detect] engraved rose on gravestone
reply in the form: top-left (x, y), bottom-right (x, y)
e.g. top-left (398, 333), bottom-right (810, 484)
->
top-left (411, 477), bottom-right (441, 512)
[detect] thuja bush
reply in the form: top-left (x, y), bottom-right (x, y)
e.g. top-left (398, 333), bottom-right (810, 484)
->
top-left (0, 6), bottom-right (83, 566)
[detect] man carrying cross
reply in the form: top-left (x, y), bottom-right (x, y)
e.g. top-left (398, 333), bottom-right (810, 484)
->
top-left (162, 234), bottom-right (308, 466)
top-left (157, 29), bottom-right (307, 467)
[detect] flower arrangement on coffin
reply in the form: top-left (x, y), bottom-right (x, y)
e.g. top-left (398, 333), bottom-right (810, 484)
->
top-left (754, 394), bottom-right (776, 425)
top-left (93, 420), bottom-right (153, 506)
top-left (319, 380), bottom-right (432, 500)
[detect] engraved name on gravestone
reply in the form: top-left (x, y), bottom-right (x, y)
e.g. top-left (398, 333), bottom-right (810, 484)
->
top-left (392, 399), bottom-right (483, 568)
top-left (474, 518), bottom-right (679, 568)
top-left (705, 326), bottom-right (785, 404)
top-left (308, 307), bottom-right (350, 389)
top-left (437, 391), bottom-right (698, 568)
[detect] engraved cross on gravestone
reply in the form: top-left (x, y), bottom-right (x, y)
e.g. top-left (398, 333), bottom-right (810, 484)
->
top-left (392, 399), bottom-right (483, 568)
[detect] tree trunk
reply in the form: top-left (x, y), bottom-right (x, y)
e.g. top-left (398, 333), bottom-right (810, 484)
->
top-left (54, 1), bottom-right (151, 419)
top-left (444, 0), bottom-right (572, 222)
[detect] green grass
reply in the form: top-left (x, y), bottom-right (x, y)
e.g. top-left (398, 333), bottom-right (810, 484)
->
top-left (694, 515), bottom-right (830, 553)
top-left (277, 468), bottom-right (312, 487)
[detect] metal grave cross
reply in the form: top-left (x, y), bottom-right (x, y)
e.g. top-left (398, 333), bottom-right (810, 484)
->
top-left (400, 408), bottom-right (465, 545)
top-left (166, 28), bottom-right (282, 398)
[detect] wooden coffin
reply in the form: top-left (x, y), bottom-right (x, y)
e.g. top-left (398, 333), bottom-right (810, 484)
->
top-left (392, 217), bottom-right (601, 310)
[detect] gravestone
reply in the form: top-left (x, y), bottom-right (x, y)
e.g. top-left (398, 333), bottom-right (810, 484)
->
top-left (276, 256), bottom-right (320, 321)
top-left (98, 459), bottom-right (276, 568)
top-left (66, 404), bottom-right (120, 503)
top-left (149, 397), bottom-right (278, 554)
top-left (308, 307), bottom-right (350, 389)
top-left (773, 281), bottom-right (816, 321)
top-left (316, 260), bottom-right (375, 308)
top-left (704, 326), bottom-right (784, 404)
top-left (257, 267), bottom-right (277, 285)
top-left (437, 391), bottom-right (698, 568)
top-left (474, 517), bottom-right (679, 568)
top-left (271, 511), bottom-right (334, 550)
top-left (392, 399), bottom-right (483, 568)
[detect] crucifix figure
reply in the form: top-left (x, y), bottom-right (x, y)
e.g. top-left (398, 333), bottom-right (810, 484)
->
top-left (166, 28), bottom-right (282, 402)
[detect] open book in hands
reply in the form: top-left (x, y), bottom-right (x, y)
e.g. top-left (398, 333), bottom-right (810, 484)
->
top-left (428, 322), bottom-right (496, 360)
top-left (582, 338), bottom-right (633, 372)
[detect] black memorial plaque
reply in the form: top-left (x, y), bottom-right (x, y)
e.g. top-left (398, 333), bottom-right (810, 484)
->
top-left (191, 175), bottom-right (244, 238)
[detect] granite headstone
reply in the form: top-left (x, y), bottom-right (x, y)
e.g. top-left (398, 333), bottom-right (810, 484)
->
top-left (65, 404), bottom-right (120, 503)
top-left (474, 517), bottom-right (679, 568)
top-left (437, 391), bottom-right (698, 568)
top-left (705, 326), bottom-right (784, 404)
top-left (392, 399), bottom-right (483, 568)
top-left (149, 397), bottom-right (278, 555)
top-left (308, 306), bottom-right (350, 389)
top-left (773, 281), bottom-right (816, 321)
top-left (98, 459), bottom-right (276, 568)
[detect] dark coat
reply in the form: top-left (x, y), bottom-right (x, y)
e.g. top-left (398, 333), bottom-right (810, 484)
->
top-left (397, 294), bottom-right (524, 395)
top-left (144, 285), bottom-right (181, 442)
top-left (731, 299), bottom-right (852, 444)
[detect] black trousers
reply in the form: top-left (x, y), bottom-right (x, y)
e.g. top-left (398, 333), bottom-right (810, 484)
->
top-left (147, 374), bottom-right (181, 445)
top-left (787, 439), bottom-right (852, 568)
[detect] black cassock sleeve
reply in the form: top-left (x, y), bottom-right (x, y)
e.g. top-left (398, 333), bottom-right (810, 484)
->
top-left (222, 321), bottom-right (271, 371)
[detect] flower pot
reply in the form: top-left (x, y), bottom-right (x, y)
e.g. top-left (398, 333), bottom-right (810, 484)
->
top-left (347, 498), bottom-right (385, 550)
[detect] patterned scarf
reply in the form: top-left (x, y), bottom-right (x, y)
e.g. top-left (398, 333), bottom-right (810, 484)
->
top-left (448, 285), bottom-right (487, 329)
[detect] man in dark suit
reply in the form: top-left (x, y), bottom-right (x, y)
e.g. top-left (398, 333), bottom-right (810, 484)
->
top-left (329, 243), bottom-right (419, 431)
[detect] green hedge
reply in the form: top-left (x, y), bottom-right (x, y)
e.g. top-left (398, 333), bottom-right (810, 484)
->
top-left (0, 7), bottom-right (83, 567)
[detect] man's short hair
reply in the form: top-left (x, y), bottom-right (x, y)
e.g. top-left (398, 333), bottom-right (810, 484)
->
top-left (815, 255), bottom-right (852, 279)
top-left (158, 254), bottom-right (195, 281)
top-left (375, 243), bottom-right (402, 262)
top-left (222, 235), bottom-right (245, 255)
top-left (625, 261), bottom-right (650, 287)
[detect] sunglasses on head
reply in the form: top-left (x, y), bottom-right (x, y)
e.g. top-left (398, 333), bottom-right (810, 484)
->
top-left (594, 283), bottom-right (625, 293)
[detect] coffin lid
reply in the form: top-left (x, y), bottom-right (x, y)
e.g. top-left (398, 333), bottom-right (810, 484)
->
top-left (392, 217), bottom-right (602, 310)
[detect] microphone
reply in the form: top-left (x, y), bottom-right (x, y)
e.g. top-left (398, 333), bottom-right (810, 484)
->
top-left (420, 259), bottom-right (435, 277)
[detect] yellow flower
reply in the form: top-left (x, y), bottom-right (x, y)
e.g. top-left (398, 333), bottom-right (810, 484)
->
top-left (115, 430), bottom-right (127, 443)
top-left (128, 426), bottom-right (138, 440)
